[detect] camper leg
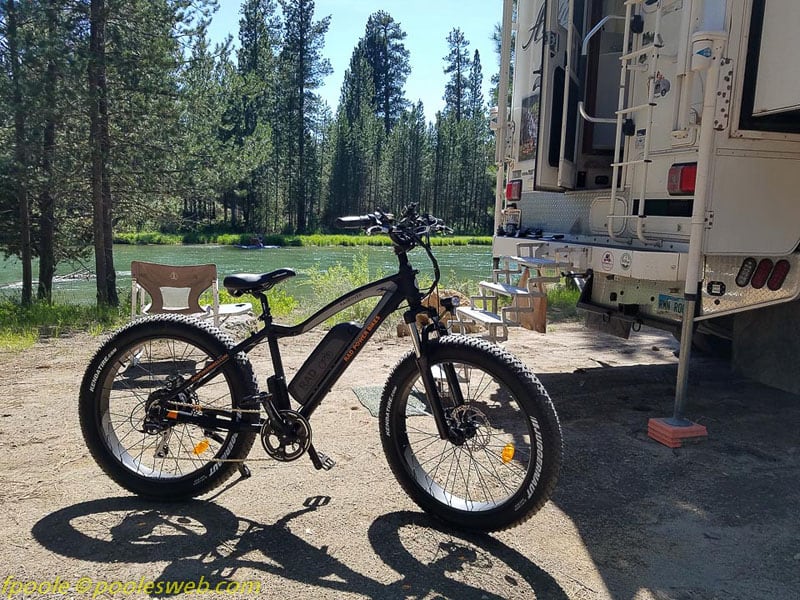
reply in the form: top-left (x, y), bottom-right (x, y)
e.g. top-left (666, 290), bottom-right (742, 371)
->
top-left (672, 298), bottom-right (696, 424)
top-left (647, 298), bottom-right (708, 448)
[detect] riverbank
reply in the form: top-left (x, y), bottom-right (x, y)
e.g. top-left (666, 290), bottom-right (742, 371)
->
top-left (113, 231), bottom-right (493, 247)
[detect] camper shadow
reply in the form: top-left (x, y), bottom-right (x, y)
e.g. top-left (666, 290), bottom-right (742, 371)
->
top-left (538, 356), bottom-right (800, 600)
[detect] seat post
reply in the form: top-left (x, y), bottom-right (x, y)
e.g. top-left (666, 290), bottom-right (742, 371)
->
top-left (254, 292), bottom-right (271, 323)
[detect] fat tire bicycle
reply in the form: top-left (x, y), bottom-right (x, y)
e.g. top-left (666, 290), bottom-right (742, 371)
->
top-left (79, 205), bottom-right (563, 531)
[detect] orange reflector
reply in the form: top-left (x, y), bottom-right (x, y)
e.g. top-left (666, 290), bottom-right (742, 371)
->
top-left (166, 410), bottom-right (178, 419)
top-left (193, 439), bottom-right (210, 455)
top-left (501, 444), bottom-right (515, 463)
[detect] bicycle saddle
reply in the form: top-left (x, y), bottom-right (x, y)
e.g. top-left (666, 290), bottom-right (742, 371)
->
top-left (223, 268), bottom-right (296, 295)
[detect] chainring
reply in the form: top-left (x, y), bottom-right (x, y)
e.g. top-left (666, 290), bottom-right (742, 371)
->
top-left (260, 410), bottom-right (311, 462)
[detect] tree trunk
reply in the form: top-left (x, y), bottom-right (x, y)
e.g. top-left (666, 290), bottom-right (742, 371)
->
top-left (37, 3), bottom-right (60, 302)
top-left (6, 0), bottom-right (32, 306)
top-left (89, 0), bottom-right (117, 306)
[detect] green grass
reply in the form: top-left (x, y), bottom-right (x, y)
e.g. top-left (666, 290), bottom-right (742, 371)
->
top-left (114, 231), bottom-right (492, 247)
top-left (546, 281), bottom-right (582, 321)
top-left (209, 287), bottom-right (298, 319)
top-left (0, 300), bottom-right (128, 351)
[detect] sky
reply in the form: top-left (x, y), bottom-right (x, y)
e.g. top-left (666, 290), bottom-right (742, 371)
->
top-left (206, 0), bottom-right (504, 122)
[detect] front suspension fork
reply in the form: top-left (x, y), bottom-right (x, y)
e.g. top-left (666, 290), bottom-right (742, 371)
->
top-left (406, 315), bottom-right (466, 441)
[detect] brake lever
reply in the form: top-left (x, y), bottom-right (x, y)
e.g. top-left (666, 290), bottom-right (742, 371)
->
top-left (366, 225), bottom-right (386, 236)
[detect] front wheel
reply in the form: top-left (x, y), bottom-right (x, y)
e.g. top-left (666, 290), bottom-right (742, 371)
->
top-left (379, 336), bottom-right (562, 532)
top-left (79, 315), bottom-right (258, 500)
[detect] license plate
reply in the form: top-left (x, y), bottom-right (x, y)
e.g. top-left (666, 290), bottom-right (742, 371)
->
top-left (657, 294), bottom-right (685, 315)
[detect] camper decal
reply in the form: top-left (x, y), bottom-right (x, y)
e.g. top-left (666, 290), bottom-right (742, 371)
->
top-left (601, 252), bottom-right (614, 272)
top-left (654, 72), bottom-right (671, 97)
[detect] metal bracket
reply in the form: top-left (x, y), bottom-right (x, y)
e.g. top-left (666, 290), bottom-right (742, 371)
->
top-left (714, 57), bottom-right (734, 131)
top-left (704, 210), bottom-right (715, 230)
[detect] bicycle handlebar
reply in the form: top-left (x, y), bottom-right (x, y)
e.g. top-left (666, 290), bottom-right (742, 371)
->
top-left (335, 205), bottom-right (451, 238)
top-left (336, 204), bottom-right (447, 298)
top-left (334, 215), bottom-right (379, 229)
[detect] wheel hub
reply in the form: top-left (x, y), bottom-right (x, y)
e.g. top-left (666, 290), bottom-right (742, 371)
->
top-left (447, 405), bottom-right (491, 449)
top-left (142, 376), bottom-right (195, 434)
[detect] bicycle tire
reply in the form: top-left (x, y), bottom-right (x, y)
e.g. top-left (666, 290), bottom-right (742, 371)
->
top-left (79, 315), bottom-right (258, 500)
top-left (379, 335), bottom-right (562, 532)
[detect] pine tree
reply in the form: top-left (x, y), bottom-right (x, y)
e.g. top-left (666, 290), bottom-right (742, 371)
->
top-left (443, 28), bottom-right (471, 123)
top-left (88, 0), bottom-right (116, 306)
top-left (224, 0), bottom-right (282, 231)
top-left (362, 11), bottom-right (410, 134)
top-left (2, 0), bottom-right (33, 305)
top-left (278, 0), bottom-right (331, 233)
top-left (466, 49), bottom-right (484, 119)
top-left (326, 45), bottom-right (380, 225)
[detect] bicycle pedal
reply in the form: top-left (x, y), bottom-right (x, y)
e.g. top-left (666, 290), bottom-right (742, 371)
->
top-left (308, 445), bottom-right (336, 471)
top-left (317, 452), bottom-right (335, 471)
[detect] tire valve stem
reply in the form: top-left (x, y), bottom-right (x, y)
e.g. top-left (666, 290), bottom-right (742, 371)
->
top-left (501, 444), bottom-right (515, 463)
top-left (193, 439), bottom-right (210, 455)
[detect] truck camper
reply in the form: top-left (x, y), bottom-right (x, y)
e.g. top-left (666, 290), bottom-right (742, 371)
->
top-left (461, 0), bottom-right (800, 442)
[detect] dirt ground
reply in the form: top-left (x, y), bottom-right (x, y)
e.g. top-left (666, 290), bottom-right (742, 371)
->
top-left (0, 319), bottom-right (798, 599)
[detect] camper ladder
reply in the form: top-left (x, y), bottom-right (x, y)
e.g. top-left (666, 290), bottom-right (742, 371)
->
top-left (606, 0), bottom-right (666, 245)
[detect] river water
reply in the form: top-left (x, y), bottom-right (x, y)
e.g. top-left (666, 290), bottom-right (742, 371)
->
top-left (0, 244), bottom-right (493, 304)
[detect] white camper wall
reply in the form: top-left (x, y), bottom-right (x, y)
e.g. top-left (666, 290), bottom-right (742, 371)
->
top-left (752, 1), bottom-right (800, 117)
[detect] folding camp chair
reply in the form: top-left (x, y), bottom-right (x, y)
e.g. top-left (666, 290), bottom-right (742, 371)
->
top-left (130, 261), bottom-right (251, 327)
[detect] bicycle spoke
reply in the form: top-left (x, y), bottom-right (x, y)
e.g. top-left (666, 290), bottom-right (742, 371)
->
top-left (395, 358), bottom-right (537, 512)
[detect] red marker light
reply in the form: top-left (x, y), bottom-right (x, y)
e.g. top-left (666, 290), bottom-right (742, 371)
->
top-left (667, 163), bottom-right (697, 195)
top-left (767, 260), bottom-right (790, 291)
top-left (505, 179), bottom-right (522, 201)
top-left (750, 259), bottom-right (774, 290)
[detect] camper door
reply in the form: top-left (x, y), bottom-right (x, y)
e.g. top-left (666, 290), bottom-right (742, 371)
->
top-left (535, 0), bottom-right (580, 191)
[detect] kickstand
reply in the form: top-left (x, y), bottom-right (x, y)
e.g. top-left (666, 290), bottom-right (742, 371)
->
top-left (205, 462), bottom-right (251, 502)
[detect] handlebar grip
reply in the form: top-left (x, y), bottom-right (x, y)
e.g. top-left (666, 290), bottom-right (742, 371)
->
top-left (335, 215), bottom-right (375, 229)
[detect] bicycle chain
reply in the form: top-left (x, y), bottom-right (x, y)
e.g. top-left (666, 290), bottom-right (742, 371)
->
top-left (164, 399), bottom-right (262, 414)
top-left (155, 400), bottom-right (285, 463)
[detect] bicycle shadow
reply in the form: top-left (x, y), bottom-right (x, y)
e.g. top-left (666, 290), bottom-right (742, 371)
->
top-left (32, 497), bottom-right (567, 599)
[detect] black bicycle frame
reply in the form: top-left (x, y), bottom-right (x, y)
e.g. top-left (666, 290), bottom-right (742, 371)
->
top-left (166, 249), bottom-right (456, 439)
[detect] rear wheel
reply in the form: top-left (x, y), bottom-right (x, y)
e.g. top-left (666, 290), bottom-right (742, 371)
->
top-left (379, 336), bottom-right (562, 532)
top-left (79, 315), bottom-right (258, 500)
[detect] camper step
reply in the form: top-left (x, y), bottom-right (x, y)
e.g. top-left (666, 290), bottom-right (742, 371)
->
top-left (479, 281), bottom-right (549, 298)
top-left (511, 256), bottom-right (573, 269)
top-left (455, 306), bottom-right (509, 342)
top-left (479, 281), bottom-right (530, 297)
top-left (456, 306), bottom-right (507, 327)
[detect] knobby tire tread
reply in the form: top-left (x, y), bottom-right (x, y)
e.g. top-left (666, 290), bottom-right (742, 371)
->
top-left (79, 314), bottom-right (258, 500)
top-left (379, 335), bottom-right (562, 532)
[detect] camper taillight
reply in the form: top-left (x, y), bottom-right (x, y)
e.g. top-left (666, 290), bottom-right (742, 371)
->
top-left (750, 259), bottom-right (774, 289)
top-left (767, 260), bottom-right (791, 291)
top-left (667, 163), bottom-right (697, 195)
top-left (506, 179), bottom-right (522, 201)
top-left (736, 258), bottom-right (791, 291)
